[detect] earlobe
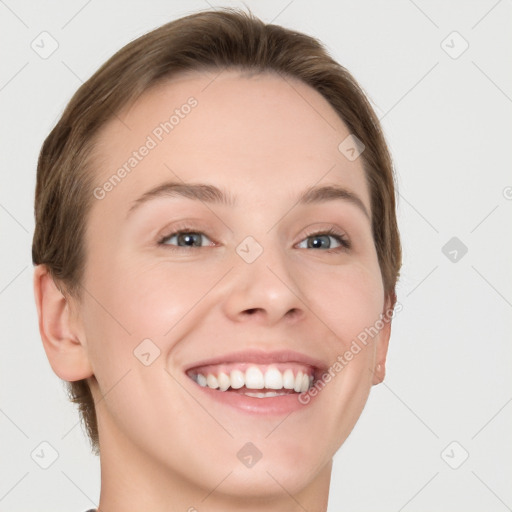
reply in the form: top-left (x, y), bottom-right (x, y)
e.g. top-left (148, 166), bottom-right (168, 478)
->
top-left (33, 265), bottom-right (93, 382)
top-left (371, 296), bottom-right (394, 386)
top-left (372, 361), bottom-right (386, 385)
top-left (372, 337), bottom-right (389, 385)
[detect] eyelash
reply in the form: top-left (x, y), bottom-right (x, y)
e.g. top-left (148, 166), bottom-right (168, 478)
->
top-left (157, 224), bottom-right (351, 253)
top-left (300, 226), bottom-right (351, 252)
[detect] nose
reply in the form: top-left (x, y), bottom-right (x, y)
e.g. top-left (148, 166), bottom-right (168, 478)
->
top-left (220, 241), bottom-right (306, 326)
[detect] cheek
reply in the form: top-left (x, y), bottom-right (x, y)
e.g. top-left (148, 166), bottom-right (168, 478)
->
top-left (84, 247), bottom-right (213, 337)
top-left (118, 259), bottom-right (225, 336)
top-left (81, 255), bottom-right (229, 391)
top-left (299, 260), bottom-right (385, 349)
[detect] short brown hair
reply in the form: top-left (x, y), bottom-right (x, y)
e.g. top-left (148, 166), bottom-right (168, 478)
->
top-left (32, 8), bottom-right (401, 455)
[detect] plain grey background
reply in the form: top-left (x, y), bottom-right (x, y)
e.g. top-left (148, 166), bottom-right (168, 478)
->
top-left (1, 1), bottom-right (511, 511)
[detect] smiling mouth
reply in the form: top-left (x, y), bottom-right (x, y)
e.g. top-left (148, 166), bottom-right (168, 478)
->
top-left (186, 363), bottom-right (316, 398)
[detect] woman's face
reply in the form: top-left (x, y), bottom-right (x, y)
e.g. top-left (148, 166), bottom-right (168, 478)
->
top-left (78, 70), bottom-right (390, 500)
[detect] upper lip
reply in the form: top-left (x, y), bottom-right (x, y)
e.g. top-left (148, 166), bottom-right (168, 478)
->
top-left (184, 349), bottom-right (327, 374)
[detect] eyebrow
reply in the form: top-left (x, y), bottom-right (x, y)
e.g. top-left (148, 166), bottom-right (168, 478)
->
top-left (127, 181), bottom-right (370, 219)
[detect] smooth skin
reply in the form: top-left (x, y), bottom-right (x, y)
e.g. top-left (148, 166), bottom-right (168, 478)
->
top-left (34, 69), bottom-right (392, 512)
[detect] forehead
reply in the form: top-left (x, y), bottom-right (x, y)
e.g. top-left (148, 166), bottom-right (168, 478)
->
top-left (90, 69), bottom-right (370, 215)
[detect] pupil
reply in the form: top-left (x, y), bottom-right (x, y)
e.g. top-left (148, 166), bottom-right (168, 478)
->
top-left (180, 233), bottom-right (200, 246)
top-left (309, 235), bottom-right (329, 249)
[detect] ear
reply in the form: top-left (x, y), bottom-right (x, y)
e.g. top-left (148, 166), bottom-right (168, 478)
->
top-left (372, 293), bottom-right (397, 386)
top-left (33, 264), bottom-right (93, 381)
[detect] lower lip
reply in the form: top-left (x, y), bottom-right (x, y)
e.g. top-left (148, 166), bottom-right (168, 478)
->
top-left (189, 380), bottom-right (317, 415)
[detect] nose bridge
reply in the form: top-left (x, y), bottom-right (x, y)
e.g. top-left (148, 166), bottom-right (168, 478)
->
top-left (221, 232), bottom-right (305, 324)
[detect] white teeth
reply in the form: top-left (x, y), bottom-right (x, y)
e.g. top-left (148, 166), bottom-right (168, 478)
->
top-left (206, 374), bottom-right (219, 389)
top-left (294, 371), bottom-right (304, 392)
top-left (245, 367), bottom-right (265, 389)
top-left (229, 369), bottom-right (245, 389)
top-left (218, 372), bottom-right (230, 391)
top-left (264, 366), bottom-right (283, 389)
top-left (300, 374), bottom-right (310, 392)
top-left (283, 369), bottom-right (295, 389)
top-left (192, 365), bottom-right (314, 394)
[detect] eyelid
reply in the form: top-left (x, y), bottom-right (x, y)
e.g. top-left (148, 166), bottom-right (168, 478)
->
top-left (156, 220), bottom-right (214, 243)
top-left (158, 227), bottom-right (215, 248)
top-left (297, 224), bottom-right (351, 251)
